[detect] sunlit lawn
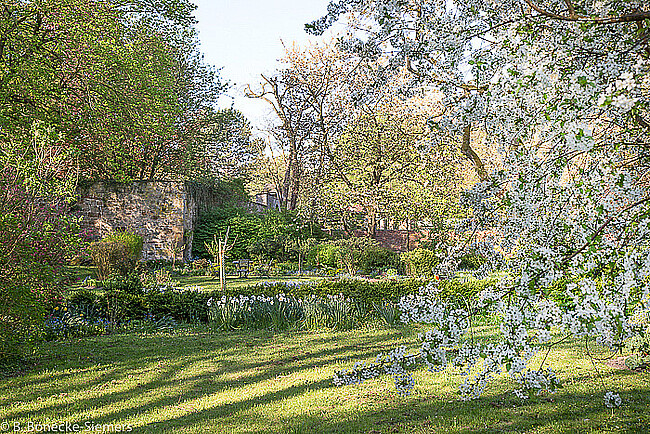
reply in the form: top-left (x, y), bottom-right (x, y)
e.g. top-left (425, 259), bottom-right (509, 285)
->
top-left (64, 266), bottom-right (324, 293)
top-left (2, 324), bottom-right (649, 433)
top-left (175, 274), bottom-right (323, 292)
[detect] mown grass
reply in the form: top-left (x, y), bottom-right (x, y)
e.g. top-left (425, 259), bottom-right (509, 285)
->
top-left (175, 275), bottom-right (323, 292)
top-left (63, 265), bottom-right (323, 293)
top-left (2, 324), bottom-right (649, 433)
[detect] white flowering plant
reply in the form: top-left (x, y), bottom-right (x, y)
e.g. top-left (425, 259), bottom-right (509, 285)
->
top-left (207, 293), bottom-right (368, 331)
top-left (311, 0), bottom-right (650, 404)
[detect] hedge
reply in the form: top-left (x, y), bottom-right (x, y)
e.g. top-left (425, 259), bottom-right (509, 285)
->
top-left (66, 277), bottom-right (497, 325)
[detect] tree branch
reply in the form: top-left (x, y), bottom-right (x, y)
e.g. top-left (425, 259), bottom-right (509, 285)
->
top-left (524, 0), bottom-right (650, 24)
top-left (561, 195), bottom-right (650, 266)
top-left (461, 124), bottom-right (489, 181)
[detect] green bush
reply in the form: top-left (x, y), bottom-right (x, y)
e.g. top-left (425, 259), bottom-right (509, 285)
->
top-left (0, 169), bottom-right (81, 364)
top-left (66, 287), bottom-right (212, 325)
top-left (437, 278), bottom-right (495, 301)
top-left (401, 248), bottom-right (439, 277)
top-left (194, 207), bottom-right (328, 262)
top-left (103, 290), bottom-right (148, 324)
top-left (227, 278), bottom-right (428, 303)
top-left (103, 231), bottom-right (143, 259)
top-left (271, 262), bottom-right (299, 276)
top-left (316, 243), bottom-right (340, 268)
top-left (458, 253), bottom-right (487, 270)
top-left (315, 238), bottom-right (380, 274)
top-left (41, 305), bottom-right (109, 341)
top-left (63, 275), bottom-right (498, 331)
top-left (147, 290), bottom-right (212, 323)
top-left (359, 244), bottom-right (399, 274)
top-left (88, 231), bottom-right (143, 280)
top-left (66, 287), bottom-right (147, 325)
top-left (102, 273), bottom-right (143, 293)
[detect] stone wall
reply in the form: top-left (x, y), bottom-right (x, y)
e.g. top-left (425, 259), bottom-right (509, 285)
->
top-left (75, 181), bottom-right (194, 261)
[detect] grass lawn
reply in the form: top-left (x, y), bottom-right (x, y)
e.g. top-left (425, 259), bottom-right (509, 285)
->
top-left (63, 266), bottom-right (323, 293)
top-left (175, 275), bottom-right (323, 292)
top-left (2, 325), bottom-right (649, 433)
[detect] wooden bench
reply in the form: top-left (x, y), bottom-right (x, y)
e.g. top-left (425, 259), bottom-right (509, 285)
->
top-left (233, 259), bottom-right (250, 278)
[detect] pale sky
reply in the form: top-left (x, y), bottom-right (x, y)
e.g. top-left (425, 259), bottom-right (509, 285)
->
top-left (193, 0), bottom-right (336, 133)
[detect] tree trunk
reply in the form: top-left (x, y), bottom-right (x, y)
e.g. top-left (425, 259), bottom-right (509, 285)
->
top-left (219, 240), bottom-right (226, 291)
top-left (368, 208), bottom-right (377, 239)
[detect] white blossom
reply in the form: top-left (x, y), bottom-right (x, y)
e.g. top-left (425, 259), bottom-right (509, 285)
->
top-left (315, 0), bottom-right (650, 404)
top-left (604, 391), bottom-right (622, 408)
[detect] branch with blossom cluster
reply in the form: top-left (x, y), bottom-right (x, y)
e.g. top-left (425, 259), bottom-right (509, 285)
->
top-left (316, 0), bottom-right (649, 407)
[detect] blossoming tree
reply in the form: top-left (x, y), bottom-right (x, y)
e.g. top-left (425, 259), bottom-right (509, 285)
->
top-left (308, 0), bottom-right (650, 405)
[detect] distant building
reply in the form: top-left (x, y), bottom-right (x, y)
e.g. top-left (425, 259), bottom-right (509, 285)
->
top-left (250, 185), bottom-right (281, 211)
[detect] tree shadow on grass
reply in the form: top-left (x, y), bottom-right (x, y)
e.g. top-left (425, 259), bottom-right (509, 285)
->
top-left (3, 328), bottom-right (648, 433)
top-left (106, 379), bottom-right (650, 434)
top-left (279, 388), bottom-right (650, 433)
top-left (2, 329), bottom-right (405, 424)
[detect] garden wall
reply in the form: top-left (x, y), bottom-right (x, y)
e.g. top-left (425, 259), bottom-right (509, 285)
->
top-left (74, 181), bottom-right (192, 261)
top-left (73, 180), bottom-right (257, 262)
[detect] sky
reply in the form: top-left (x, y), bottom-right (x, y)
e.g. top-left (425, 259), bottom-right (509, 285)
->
top-left (192, 0), bottom-right (337, 133)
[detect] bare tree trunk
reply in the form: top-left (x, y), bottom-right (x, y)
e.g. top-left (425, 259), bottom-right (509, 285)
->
top-left (219, 240), bottom-right (225, 291)
top-left (368, 208), bottom-right (377, 239)
top-left (287, 154), bottom-right (301, 210)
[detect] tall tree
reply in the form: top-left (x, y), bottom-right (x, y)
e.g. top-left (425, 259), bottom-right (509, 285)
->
top-left (247, 42), bottom-right (377, 211)
top-left (189, 108), bottom-right (256, 181)
top-left (0, 0), bottom-right (225, 190)
top-left (323, 101), bottom-right (463, 238)
top-left (313, 0), bottom-right (650, 400)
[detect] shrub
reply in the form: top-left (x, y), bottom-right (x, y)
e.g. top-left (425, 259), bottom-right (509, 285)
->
top-left (315, 238), bottom-right (379, 274)
top-left (0, 168), bottom-right (81, 363)
top-left (337, 238), bottom-right (378, 274)
top-left (102, 273), bottom-right (143, 293)
top-left (400, 248), bottom-right (439, 277)
top-left (102, 290), bottom-right (147, 324)
top-left (316, 243), bottom-right (340, 268)
top-left (228, 278), bottom-right (428, 303)
top-left (62, 289), bottom-right (179, 335)
top-left (359, 244), bottom-right (399, 274)
top-left (41, 306), bottom-right (109, 341)
top-left (271, 262), bottom-right (298, 276)
top-left (193, 206), bottom-right (262, 260)
top-left (194, 206), bottom-right (329, 262)
top-left (143, 259), bottom-right (174, 270)
top-left (192, 258), bottom-right (211, 270)
top-left (458, 253), bottom-right (487, 270)
top-left (104, 231), bottom-right (143, 258)
top-left (62, 274), bottom-right (499, 333)
top-left (146, 289), bottom-right (211, 323)
top-left (88, 231), bottom-right (143, 280)
top-left (437, 278), bottom-right (495, 301)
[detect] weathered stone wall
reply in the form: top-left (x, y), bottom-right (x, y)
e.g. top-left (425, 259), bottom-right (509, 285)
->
top-left (75, 181), bottom-right (195, 261)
